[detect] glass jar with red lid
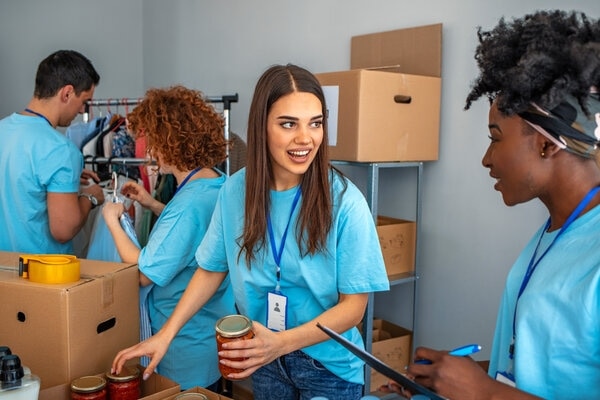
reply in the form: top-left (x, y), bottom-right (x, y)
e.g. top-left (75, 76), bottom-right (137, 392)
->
top-left (70, 375), bottom-right (107, 400)
top-left (105, 365), bottom-right (141, 400)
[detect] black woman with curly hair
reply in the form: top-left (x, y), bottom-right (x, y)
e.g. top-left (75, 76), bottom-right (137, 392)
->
top-left (382, 9), bottom-right (600, 400)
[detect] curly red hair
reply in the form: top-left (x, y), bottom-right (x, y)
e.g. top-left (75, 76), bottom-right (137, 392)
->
top-left (127, 85), bottom-right (227, 170)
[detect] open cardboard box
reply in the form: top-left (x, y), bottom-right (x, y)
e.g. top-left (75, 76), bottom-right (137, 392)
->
top-left (317, 23), bottom-right (442, 162)
top-left (38, 364), bottom-right (180, 400)
top-left (163, 385), bottom-right (235, 399)
top-left (360, 318), bottom-right (412, 390)
top-left (0, 251), bottom-right (140, 388)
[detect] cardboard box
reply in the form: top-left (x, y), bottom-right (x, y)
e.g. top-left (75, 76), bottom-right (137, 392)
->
top-left (38, 365), bottom-right (180, 400)
top-left (164, 385), bottom-right (235, 399)
top-left (377, 216), bottom-right (416, 276)
top-left (317, 23), bottom-right (442, 162)
top-left (366, 319), bottom-right (412, 390)
top-left (351, 23), bottom-right (442, 77)
top-left (0, 251), bottom-right (140, 389)
top-left (140, 370), bottom-right (181, 400)
top-left (318, 69), bottom-right (441, 162)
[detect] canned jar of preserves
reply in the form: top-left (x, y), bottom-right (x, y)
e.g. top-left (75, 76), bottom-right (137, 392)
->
top-left (70, 376), bottom-right (107, 400)
top-left (215, 314), bottom-right (254, 379)
top-left (174, 393), bottom-right (210, 399)
top-left (105, 365), bottom-right (141, 400)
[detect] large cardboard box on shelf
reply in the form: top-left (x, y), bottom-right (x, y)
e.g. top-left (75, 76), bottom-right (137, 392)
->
top-left (351, 23), bottom-right (442, 78)
top-left (361, 319), bottom-right (412, 390)
top-left (163, 385), bottom-right (235, 399)
top-left (318, 69), bottom-right (440, 162)
top-left (316, 23), bottom-right (442, 162)
top-left (38, 365), bottom-right (180, 400)
top-left (0, 251), bottom-right (140, 389)
top-left (376, 216), bottom-right (416, 276)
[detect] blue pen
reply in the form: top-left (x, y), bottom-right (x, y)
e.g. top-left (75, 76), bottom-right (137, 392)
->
top-left (414, 343), bottom-right (481, 364)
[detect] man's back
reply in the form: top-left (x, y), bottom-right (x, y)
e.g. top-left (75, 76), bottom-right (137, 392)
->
top-left (0, 112), bottom-right (82, 253)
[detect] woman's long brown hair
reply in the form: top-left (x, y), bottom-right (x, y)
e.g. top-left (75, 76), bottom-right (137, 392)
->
top-left (239, 64), bottom-right (340, 267)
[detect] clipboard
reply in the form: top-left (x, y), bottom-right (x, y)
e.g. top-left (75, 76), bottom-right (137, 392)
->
top-left (316, 322), bottom-right (447, 400)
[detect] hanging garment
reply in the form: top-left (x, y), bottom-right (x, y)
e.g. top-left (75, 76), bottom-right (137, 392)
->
top-left (111, 123), bottom-right (140, 180)
top-left (66, 114), bottom-right (111, 150)
top-left (86, 174), bottom-right (141, 261)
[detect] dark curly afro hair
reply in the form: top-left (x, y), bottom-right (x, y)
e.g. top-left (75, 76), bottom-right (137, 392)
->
top-left (465, 10), bottom-right (600, 116)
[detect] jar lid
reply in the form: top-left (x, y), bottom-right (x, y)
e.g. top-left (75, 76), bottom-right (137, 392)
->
top-left (105, 365), bottom-right (140, 382)
top-left (71, 376), bottom-right (107, 393)
top-left (215, 314), bottom-right (252, 338)
top-left (0, 355), bottom-right (24, 384)
top-left (174, 393), bottom-right (209, 399)
top-left (0, 346), bottom-right (12, 358)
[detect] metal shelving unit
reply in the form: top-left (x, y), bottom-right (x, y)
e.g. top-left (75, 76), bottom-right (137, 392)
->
top-left (331, 160), bottom-right (423, 394)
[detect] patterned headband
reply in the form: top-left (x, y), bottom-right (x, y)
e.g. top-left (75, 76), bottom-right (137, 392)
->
top-left (519, 92), bottom-right (600, 159)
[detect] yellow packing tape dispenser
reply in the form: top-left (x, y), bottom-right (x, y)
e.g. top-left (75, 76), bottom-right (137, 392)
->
top-left (18, 254), bottom-right (80, 284)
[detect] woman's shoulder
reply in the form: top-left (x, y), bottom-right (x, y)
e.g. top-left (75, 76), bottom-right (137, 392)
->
top-left (329, 169), bottom-right (370, 216)
top-left (223, 167), bottom-right (246, 189)
top-left (330, 168), bottom-right (362, 198)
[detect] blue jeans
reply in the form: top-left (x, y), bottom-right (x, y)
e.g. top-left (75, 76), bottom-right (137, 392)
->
top-left (251, 350), bottom-right (363, 400)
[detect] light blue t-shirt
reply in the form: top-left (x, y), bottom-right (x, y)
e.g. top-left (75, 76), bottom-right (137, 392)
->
top-left (488, 205), bottom-right (600, 399)
top-left (139, 174), bottom-right (236, 390)
top-left (196, 168), bottom-right (390, 384)
top-left (0, 113), bottom-right (83, 253)
top-left (139, 175), bottom-right (236, 390)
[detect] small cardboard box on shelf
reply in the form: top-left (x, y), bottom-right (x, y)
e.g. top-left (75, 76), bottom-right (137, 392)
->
top-left (376, 216), bottom-right (416, 276)
top-left (361, 319), bottom-right (412, 390)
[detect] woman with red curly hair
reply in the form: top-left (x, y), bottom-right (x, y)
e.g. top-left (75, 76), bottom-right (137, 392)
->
top-left (102, 85), bottom-right (236, 391)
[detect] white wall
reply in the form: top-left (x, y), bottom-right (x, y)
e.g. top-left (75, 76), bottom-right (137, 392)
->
top-left (0, 0), bottom-right (145, 117)
top-left (1, 0), bottom-right (598, 361)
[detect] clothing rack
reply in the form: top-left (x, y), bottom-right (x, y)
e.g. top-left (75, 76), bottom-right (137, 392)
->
top-left (84, 93), bottom-right (239, 175)
top-left (83, 155), bottom-right (155, 167)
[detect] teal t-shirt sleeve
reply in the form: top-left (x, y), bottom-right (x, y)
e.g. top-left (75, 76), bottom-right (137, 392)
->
top-left (39, 139), bottom-right (82, 193)
top-left (335, 180), bottom-right (390, 294)
top-left (195, 190), bottom-right (229, 273)
top-left (140, 182), bottom-right (220, 286)
top-left (139, 207), bottom-right (199, 287)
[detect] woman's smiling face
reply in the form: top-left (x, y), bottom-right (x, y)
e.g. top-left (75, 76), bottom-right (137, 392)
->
top-left (266, 91), bottom-right (324, 191)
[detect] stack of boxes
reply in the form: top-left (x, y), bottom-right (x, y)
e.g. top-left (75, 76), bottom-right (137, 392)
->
top-left (317, 23), bottom-right (442, 163)
top-left (316, 23), bottom-right (443, 389)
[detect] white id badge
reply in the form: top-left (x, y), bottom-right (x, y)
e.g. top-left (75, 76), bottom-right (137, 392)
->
top-left (495, 371), bottom-right (516, 387)
top-left (267, 291), bottom-right (287, 331)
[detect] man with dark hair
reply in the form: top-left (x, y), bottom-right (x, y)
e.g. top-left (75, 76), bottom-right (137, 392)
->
top-left (0, 50), bottom-right (105, 254)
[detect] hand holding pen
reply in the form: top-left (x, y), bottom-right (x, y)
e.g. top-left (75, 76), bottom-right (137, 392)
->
top-left (414, 343), bottom-right (481, 365)
top-left (391, 344), bottom-right (486, 400)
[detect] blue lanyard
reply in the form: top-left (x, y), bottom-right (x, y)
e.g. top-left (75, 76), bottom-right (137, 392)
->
top-left (510, 185), bottom-right (600, 356)
top-left (175, 166), bottom-right (202, 194)
top-left (24, 108), bottom-right (52, 127)
top-left (267, 187), bottom-right (301, 291)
